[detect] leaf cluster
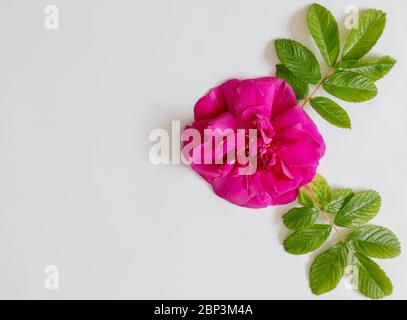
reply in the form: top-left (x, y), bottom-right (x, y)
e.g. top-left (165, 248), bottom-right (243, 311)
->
top-left (283, 174), bottom-right (400, 299)
top-left (275, 4), bottom-right (395, 129)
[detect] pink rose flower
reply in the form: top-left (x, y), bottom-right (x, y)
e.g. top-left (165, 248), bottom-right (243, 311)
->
top-left (183, 77), bottom-right (325, 208)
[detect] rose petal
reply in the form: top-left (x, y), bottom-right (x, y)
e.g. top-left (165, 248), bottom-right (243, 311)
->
top-left (212, 175), bottom-right (250, 206)
top-left (207, 112), bottom-right (237, 132)
top-left (212, 173), bottom-right (272, 208)
top-left (260, 165), bottom-right (316, 198)
top-left (221, 79), bottom-right (240, 114)
top-left (269, 78), bottom-right (297, 118)
top-left (194, 87), bottom-right (226, 121)
top-left (270, 190), bottom-right (298, 205)
top-left (277, 128), bottom-right (323, 166)
top-left (233, 78), bottom-right (275, 119)
top-left (192, 162), bottom-right (235, 183)
top-left (272, 106), bottom-right (326, 156)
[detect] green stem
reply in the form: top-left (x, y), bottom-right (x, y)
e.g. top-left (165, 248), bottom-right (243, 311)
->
top-left (303, 185), bottom-right (346, 242)
top-left (301, 63), bottom-right (338, 108)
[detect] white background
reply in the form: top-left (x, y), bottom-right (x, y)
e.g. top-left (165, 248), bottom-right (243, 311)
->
top-left (0, 0), bottom-right (406, 299)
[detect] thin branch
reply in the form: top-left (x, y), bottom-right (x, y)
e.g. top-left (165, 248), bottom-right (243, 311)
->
top-left (303, 185), bottom-right (346, 242)
top-left (301, 64), bottom-right (337, 108)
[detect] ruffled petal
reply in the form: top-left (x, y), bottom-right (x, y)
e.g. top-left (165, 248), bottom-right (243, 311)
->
top-left (260, 165), bottom-right (316, 200)
top-left (245, 172), bottom-right (273, 208)
top-left (194, 79), bottom-right (241, 121)
top-left (269, 78), bottom-right (297, 118)
top-left (183, 118), bottom-right (211, 138)
top-left (192, 162), bottom-right (235, 183)
top-left (277, 128), bottom-right (323, 166)
top-left (260, 170), bottom-right (299, 197)
top-left (207, 112), bottom-right (237, 132)
top-left (194, 86), bottom-right (226, 121)
top-left (272, 106), bottom-right (326, 156)
top-left (212, 173), bottom-right (272, 208)
top-left (270, 190), bottom-right (298, 205)
top-left (220, 79), bottom-right (240, 113)
top-left (233, 78), bottom-right (276, 119)
top-left (212, 175), bottom-right (250, 206)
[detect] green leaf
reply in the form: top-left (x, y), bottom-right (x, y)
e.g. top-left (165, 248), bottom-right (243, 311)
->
top-left (323, 71), bottom-right (377, 102)
top-left (298, 188), bottom-right (314, 208)
top-left (283, 224), bottom-right (332, 255)
top-left (352, 253), bottom-right (393, 299)
top-left (335, 56), bottom-right (396, 82)
top-left (310, 173), bottom-right (332, 206)
top-left (348, 225), bottom-right (401, 259)
top-left (275, 39), bottom-right (321, 84)
top-left (342, 9), bottom-right (387, 61)
top-left (334, 191), bottom-right (381, 228)
top-left (276, 64), bottom-right (309, 100)
top-left (283, 207), bottom-right (319, 230)
top-left (310, 242), bottom-right (349, 295)
top-left (324, 189), bottom-right (354, 214)
top-left (310, 97), bottom-right (351, 129)
top-left (307, 3), bottom-right (340, 67)
top-left (299, 174), bottom-right (332, 207)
